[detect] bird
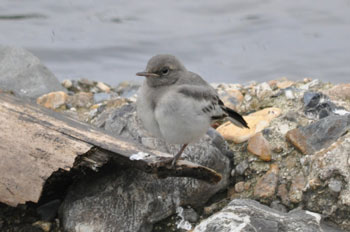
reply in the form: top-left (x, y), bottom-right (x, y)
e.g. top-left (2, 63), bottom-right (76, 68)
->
top-left (136, 54), bottom-right (249, 167)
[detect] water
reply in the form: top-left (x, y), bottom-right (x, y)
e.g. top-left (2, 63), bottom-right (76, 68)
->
top-left (1, 0), bottom-right (350, 85)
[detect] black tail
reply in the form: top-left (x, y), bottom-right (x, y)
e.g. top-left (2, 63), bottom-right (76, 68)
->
top-left (222, 106), bottom-right (249, 129)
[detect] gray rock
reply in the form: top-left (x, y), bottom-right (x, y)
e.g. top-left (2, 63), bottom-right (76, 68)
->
top-left (193, 199), bottom-right (343, 232)
top-left (0, 45), bottom-right (64, 98)
top-left (235, 160), bottom-right (249, 176)
top-left (60, 104), bottom-right (231, 232)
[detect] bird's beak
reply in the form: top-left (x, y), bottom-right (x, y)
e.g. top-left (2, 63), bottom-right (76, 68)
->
top-left (136, 72), bottom-right (159, 78)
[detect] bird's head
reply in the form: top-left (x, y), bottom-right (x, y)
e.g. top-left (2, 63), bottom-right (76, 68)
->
top-left (136, 54), bottom-right (186, 87)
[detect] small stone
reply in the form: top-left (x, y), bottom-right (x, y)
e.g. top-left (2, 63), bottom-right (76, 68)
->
top-left (277, 80), bottom-right (294, 89)
top-left (254, 164), bottom-right (279, 199)
top-left (286, 128), bottom-right (310, 154)
top-left (247, 132), bottom-right (271, 161)
top-left (235, 160), bottom-right (249, 176)
top-left (234, 181), bottom-right (245, 193)
top-left (230, 169), bottom-right (235, 177)
top-left (94, 92), bottom-right (110, 103)
top-left (327, 83), bottom-right (350, 101)
top-left (272, 146), bottom-right (283, 153)
top-left (62, 79), bottom-right (72, 89)
top-left (256, 82), bottom-right (272, 99)
top-left (32, 221), bottom-right (52, 232)
top-left (96, 81), bottom-right (111, 93)
top-left (36, 91), bottom-right (68, 109)
top-left (328, 179), bottom-right (342, 193)
top-left (219, 89), bottom-right (244, 109)
top-left (289, 174), bottom-right (305, 203)
top-left (78, 78), bottom-right (94, 88)
top-left (277, 184), bottom-right (289, 205)
top-left (217, 107), bottom-right (281, 143)
top-left (284, 89), bottom-right (295, 99)
top-left (68, 92), bottom-right (94, 108)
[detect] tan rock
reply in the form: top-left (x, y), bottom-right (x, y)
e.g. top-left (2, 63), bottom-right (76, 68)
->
top-left (32, 221), bottom-right (52, 232)
top-left (62, 79), bottom-right (73, 89)
top-left (289, 174), bottom-right (305, 203)
top-left (234, 181), bottom-right (245, 193)
top-left (276, 80), bottom-right (294, 89)
top-left (247, 132), bottom-right (271, 161)
top-left (285, 128), bottom-right (310, 154)
top-left (254, 163), bottom-right (279, 199)
top-left (68, 92), bottom-right (94, 108)
top-left (36, 91), bottom-right (68, 110)
top-left (96, 81), bottom-right (111, 93)
top-left (217, 107), bottom-right (282, 143)
top-left (326, 83), bottom-right (350, 101)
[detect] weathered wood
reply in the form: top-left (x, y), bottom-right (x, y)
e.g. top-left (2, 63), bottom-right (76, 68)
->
top-left (0, 93), bottom-right (222, 206)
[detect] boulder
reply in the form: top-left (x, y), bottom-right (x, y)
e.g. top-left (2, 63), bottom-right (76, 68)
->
top-left (0, 45), bottom-right (64, 98)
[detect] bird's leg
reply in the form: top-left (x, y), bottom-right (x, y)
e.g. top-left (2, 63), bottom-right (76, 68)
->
top-left (171, 144), bottom-right (188, 168)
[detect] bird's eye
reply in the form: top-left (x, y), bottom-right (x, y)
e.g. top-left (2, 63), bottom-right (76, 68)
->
top-left (161, 67), bottom-right (169, 75)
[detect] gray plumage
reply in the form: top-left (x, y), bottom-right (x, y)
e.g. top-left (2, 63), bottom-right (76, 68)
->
top-left (136, 54), bottom-right (248, 166)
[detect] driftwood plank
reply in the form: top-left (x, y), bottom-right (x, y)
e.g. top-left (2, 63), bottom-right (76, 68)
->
top-left (0, 93), bottom-right (221, 206)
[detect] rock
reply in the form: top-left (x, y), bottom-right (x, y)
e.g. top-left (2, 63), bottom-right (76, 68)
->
top-left (327, 83), bottom-right (350, 101)
top-left (247, 132), bottom-right (271, 161)
top-left (303, 92), bottom-right (341, 119)
top-left (68, 92), bottom-right (94, 108)
top-left (270, 200), bottom-right (287, 213)
top-left (253, 164), bottom-right (279, 200)
top-left (182, 207), bottom-right (199, 223)
top-left (277, 80), bottom-right (294, 89)
top-left (37, 199), bottom-right (61, 222)
top-left (235, 160), bottom-right (249, 176)
top-left (193, 199), bottom-right (342, 232)
top-left (0, 45), bottom-right (65, 98)
top-left (288, 174), bottom-right (305, 203)
top-left (218, 89), bottom-right (243, 109)
top-left (60, 104), bottom-right (231, 232)
top-left (36, 91), bottom-right (68, 110)
top-left (286, 114), bottom-right (350, 154)
top-left (93, 92), bottom-right (110, 103)
top-left (96, 81), bottom-right (111, 93)
top-left (255, 82), bottom-right (272, 99)
top-left (234, 181), bottom-right (246, 193)
top-left (115, 81), bottom-right (141, 98)
top-left (62, 79), bottom-right (73, 89)
top-left (303, 132), bottom-right (350, 230)
top-left (217, 107), bottom-right (281, 143)
top-left (32, 221), bottom-right (52, 232)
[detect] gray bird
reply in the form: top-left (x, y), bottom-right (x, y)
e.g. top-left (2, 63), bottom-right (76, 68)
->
top-left (136, 54), bottom-right (248, 167)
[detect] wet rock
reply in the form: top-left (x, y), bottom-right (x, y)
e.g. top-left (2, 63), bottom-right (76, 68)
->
top-left (217, 107), bottom-right (281, 143)
top-left (60, 104), bottom-right (231, 232)
top-left (288, 174), bottom-right (305, 203)
top-left (36, 91), bottom-right (68, 110)
top-left (247, 132), bottom-right (271, 161)
top-left (0, 45), bottom-right (65, 98)
top-left (253, 164), bottom-right (279, 200)
top-left (327, 83), bottom-right (350, 101)
top-left (193, 199), bottom-right (342, 232)
top-left (286, 114), bottom-right (350, 154)
top-left (68, 92), bottom-right (94, 108)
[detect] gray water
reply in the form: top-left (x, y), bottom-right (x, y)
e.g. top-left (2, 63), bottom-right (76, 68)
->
top-left (1, 0), bottom-right (350, 85)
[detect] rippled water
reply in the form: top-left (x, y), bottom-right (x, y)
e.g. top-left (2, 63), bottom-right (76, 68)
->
top-left (1, 0), bottom-right (350, 85)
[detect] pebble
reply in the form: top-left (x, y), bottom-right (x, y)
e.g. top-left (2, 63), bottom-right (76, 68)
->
top-left (234, 181), bottom-right (245, 193)
top-left (235, 160), bottom-right (249, 176)
top-left (328, 179), bottom-right (342, 193)
top-left (253, 164), bottom-right (279, 199)
top-left (247, 132), bottom-right (271, 161)
top-left (277, 184), bottom-right (290, 205)
top-left (96, 81), bottom-right (111, 93)
top-left (255, 82), bottom-right (272, 99)
top-left (36, 91), bottom-right (68, 110)
top-left (277, 80), bottom-right (294, 89)
top-left (62, 79), bottom-right (73, 89)
top-left (217, 107), bottom-right (281, 143)
top-left (183, 207), bottom-right (199, 223)
top-left (32, 221), bottom-right (52, 232)
top-left (270, 200), bottom-right (287, 213)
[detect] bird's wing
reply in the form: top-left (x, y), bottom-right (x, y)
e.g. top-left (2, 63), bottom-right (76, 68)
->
top-left (177, 85), bottom-right (249, 128)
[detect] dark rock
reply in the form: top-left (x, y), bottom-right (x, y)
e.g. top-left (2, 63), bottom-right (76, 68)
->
top-left (286, 114), bottom-right (350, 154)
top-left (60, 104), bottom-right (231, 232)
top-left (0, 45), bottom-right (65, 98)
top-left (37, 199), bottom-right (61, 222)
top-left (193, 199), bottom-right (343, 232)
top-left (235, 160), bottom-right (249, 176)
